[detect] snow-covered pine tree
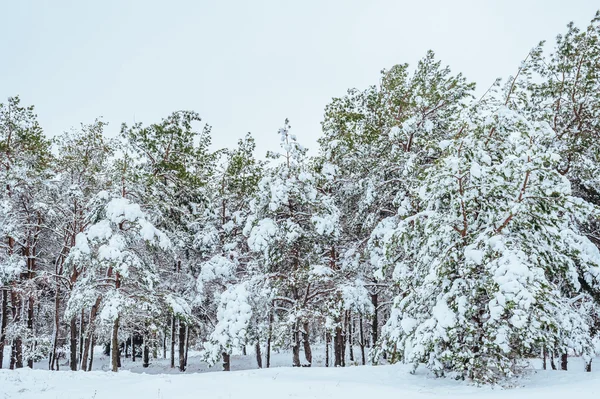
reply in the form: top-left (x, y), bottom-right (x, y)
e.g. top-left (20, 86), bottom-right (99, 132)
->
top-left (196, 134), bottom-right (262, 371)
top-left (373, 90), bottom-right (600, 382)
top-left (0, 97), bottom-right (52, 369)
top-left (65, 191), bottom-right (170, 372)
top-left (245, 120), bottom-right (339, 367)
top-left (320, 51), bottom-right (475, 353)
top-left (49, 119), bottom-right (115, 371)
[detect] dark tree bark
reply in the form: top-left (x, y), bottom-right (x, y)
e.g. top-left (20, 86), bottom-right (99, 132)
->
top-left (111, 316), bottom-right (120, 372)
top-left (371, 293), bottom-right (378, 346)
top-left (586, 359), bottom-right (592, 372)
top-left (143, 334), bottom-right (150, 368)
top-left (132, 334), bottom-right (136, 362)
top-left (561, 353), bottom-right (568, 371)
top-left (334, 326), bottom-right (343, 367)
top-left (26, 296), bottom-right (34, 368)
top-left (255, 341), bottom-right (262, 368)
top-left (170, 315), bottom-right (176, 368)
top-left (69, 316), bottom-right (78, 370)
top-left (348, 312), bottom-right (354, 363)
top-left (10, 289), bottom-right (23, 369)
top-left (88, 334), bottom-right (96, 371)
top-left (359, 315), bottom-right (366, 365)
top-left (302, 321), bottom-right (312, 366)
top-left (184, 326), bottom-right (190, 368)
top-left (292, 322), bottom-right (301, 367)
top-left (550, 351), bottom-right (557, 370)
top-left (542, 346), bottom-right (547, 370)
top-left (0, 288), bottom-right (7, 369)
top-left (162, 327), bottom-right (167, 359)
top-left (125, 336), bottom-right (130, 358)
top-left (222, 352), bottom-right (231, 371)
top-left (81, 297), bottom-right (101, 371)
top-left (266, 311), bottom-right (272, 368)
top-left (325, 332), bottom-right (330, 367)
top-left (78, 309), bottom-right (85, 365)
top-left (178, 320), bottom-right (186, 372)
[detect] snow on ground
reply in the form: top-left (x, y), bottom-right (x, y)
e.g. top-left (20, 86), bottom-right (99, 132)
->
top-left (1, 347), bottom-right (600, 398)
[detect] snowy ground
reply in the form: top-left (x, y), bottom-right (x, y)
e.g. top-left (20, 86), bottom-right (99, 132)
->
top-left (1, 347), bottom-right (600, 398)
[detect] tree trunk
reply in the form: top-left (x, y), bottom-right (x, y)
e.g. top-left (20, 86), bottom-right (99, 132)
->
top-left (49, 285), bottom-right (60, 371)
top-left (550, 351), bottom-right (557, 370)
top-left (542, 346), bottom-right (547, 370)
top-left (255, 341), bottom-right (262, 368)
top-left (348, 312), bottom-right (354, 363)
top-left (184, 326), bottom-right (190, 368)
top-left (359, 315), bottom-right (366, 365)
top-left (81, 297), bottom-right (101, 371)
top-left (561, 353), bottom-right (568, 371)
top-left (88, 334), bottom-right (96, 371)
top-left (178, 320), bottom-right (186, 372)
top-left (266, 310), bottom-right (272, 368)
top-left (334, 326), bottom-right (343, 367)
top-left (302, 321), bottom-right (312, 366)
top-left (26, 296), bottom-right (34, 368)
top-left (132, 334), bottom-right (136, 362)
top-left (292, 322), bottom-right (301, 367)
top-left (371, 293), bottom-right (378, 346)
top-left (170, 315), bottom-right (176, 368)
top-left (143, 334), bottom-right (149, 368)
top-left (162, 327), bottom-right (167, 359)
top-left (111, 316), bottom-right (120, 372)
top-left (222, 352), bottom-right (230, 371)
top-left (10, 289), bottom-right (23, 369)
top-left (586, 359), bottom-right (592, 372)
top-left (325, 332), bottom-right (330, 367)
top-left (78, 309), bottom-right (85, 365)
top-left (0, 288), bottom-right (7, 369)
top-left (69, 316), bottom-right (78, 370)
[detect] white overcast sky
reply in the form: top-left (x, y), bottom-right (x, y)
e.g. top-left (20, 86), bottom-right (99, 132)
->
top-left (1, 1), bottom-right (598, 157)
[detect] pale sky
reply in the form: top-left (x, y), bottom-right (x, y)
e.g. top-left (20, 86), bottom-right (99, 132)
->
top-left (1, 1), bottom-right (598, 157)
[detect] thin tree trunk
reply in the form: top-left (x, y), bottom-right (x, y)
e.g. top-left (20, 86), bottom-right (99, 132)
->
top-left (81, 297), bottom-right (101, 371)
top-left (586, 358), bottom-right (592, 372)
top-left (178, 320), bottom-right (186, 372)
top-left (334, 326), bottom-right (343, 367)
top-left (348, 312), bottom-right (354, 363)
top-left (222, 352), bottom-right (230, 371)
top-left (170, 315), bottom-right (176, 368)
top-left (325, 332), bottom-right (330, 367)
top-left (0, 288), bottom-right (7, 369)
top-left (26, 296), bottom-right (34, 368)
top-left (49, 285), bottom-right (60, 371)
top-left (162, 327), bottom-right (167, 359)
top-left (184, 326), bottom-right (190, 368)
top-left (143, 334), bottom-right (149, 368)
top-left (371, 293), bottom-right (378, 346)
top-left (359, 315), bottom-right (366, 365)
top-left (550, 351), bottom-right (557, 370)
top-left (10, 289), bottom-right (23, 369)
top-left (69, 316), bottom-right (78, 370)
top-left (292, 322), bottom-right (301, 367)
top-left (132, 334), bottom-right (136, 362)
top-left (266, 310), bottom-right (272, 368)
top-left (542, 346), bottom-right (547, 370)
top-left (111, 316), bottom-right (120, 372)
top-left (302, 321), bottom-right (312, 366)
top-left (88, 334), bottom-right (95, 371)
top-left (78, 309), bottom-right (85, 364)
top-left (255, 341), bottom-right (262, 368)
top-left (561, 353), bottom-right (568, 371)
